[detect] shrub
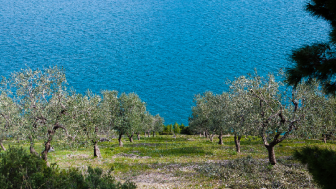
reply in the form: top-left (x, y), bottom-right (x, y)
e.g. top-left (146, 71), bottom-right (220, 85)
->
top-left (293, 146), bottom-right (336, 189)
top-left (0, 147), bottom-right (136, 189)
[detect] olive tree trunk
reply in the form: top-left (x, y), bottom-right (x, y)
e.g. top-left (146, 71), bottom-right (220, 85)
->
top-left (128, 134), bottom-right (134, 143)
top-left (234, 134), bottom-right (242, 153)
top-left (118, 133), bottom-right (123, 147)
top-left (147, 131), bottom-right (150, 137)
top-left (28, 136), bottom-right (39, 156)
top-left (153, 131), bottom-right (155, 137)
top-left (210, 134), bottom-right (214, 142)
top-left (144, 132), bottom-right (147, 137)
top-left (137, 133), bottom-right (140, 140)
top-left (94, 142), bottom-right (101, 158)
top-left (218, 132), bottom-right (223, 145)
top-left (0, 141), bottom-right (6, 151)
top-left (266, 144), bottom-right (277, 165)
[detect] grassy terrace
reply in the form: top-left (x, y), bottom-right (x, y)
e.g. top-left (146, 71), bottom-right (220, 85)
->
top-left (2, 135), bottom-right (333, 189)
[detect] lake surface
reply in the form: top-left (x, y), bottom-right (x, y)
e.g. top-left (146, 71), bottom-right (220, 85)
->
top-left (0, 0), bottom-right (330, 125)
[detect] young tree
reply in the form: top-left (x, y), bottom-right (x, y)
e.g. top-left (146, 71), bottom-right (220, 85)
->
top-left (138, 112), bottom-right (151, 140)
top-left (153, 114), bottom-right (164, 137)
top-left (189, 92), bottom-right (213, 139)
top-left (110, 93), bottom-right (146, 147)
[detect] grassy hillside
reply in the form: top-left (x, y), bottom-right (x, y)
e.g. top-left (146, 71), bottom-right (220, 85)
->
top-left (2, 135), bottom-right (332, 189)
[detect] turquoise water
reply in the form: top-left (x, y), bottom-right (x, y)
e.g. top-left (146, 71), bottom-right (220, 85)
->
top-left (0, 0), bottom-right (330, 124)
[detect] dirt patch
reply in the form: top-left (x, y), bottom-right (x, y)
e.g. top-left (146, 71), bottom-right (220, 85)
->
top-left (132, 172), bottom-right (190, 189)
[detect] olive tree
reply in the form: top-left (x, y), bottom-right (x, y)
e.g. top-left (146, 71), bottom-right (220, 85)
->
top-left (105, 92), bottom-right (146, 147)
top-left (228, 77), bottom-right (262, 152)
top-left (138, 112), bottom-right (151, 139)
top-left (152, 114), bottom-right (164, 137)
top-left (242, 73), bottom-right (319, 165)
top-left (67, 90), bottom-right (103, 157)
top-left (101, 90), bottom-right (119, 140)
top-left (2, 66), bottom-right (75, 161)
top-left (295, 81), bottom-right (336, 143)
top-left (208, 92), bottom-right (231, 145)
top-left (189, 92), bottom-right (213, 138)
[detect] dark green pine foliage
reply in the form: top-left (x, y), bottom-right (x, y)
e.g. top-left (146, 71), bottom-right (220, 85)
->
top-left (293, 146), bottom-right (336, 189)
top-left (286, 0), bottom-right (336, 95)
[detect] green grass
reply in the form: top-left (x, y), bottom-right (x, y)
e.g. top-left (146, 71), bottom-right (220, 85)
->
top-left (2, 135), bottom-right (334, 188)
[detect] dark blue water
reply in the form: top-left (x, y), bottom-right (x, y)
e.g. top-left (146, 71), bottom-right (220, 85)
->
top-left (0, 0), bottom-right (330, 125)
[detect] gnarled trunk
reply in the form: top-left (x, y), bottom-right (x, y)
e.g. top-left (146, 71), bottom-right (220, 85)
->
top-left (153, 131), bottom-right (155, 137)
top-left (234, 134), bottom-right (241, 153)
top-left (94, 142), bottom-right (101, 158)
top-left (266, 144), bottom-right (276, 165)
top-left (42, 140), bottom-right (51, 161)
top-left (128, 134), bottom-right (134, 143)
top-left (210, 134), bottom-right (214, 142)
top-left (28, 136), bottom-right (38, 156)
top-left (137, 133), bottom-right (140, 140)
top-left (205, 131), bottom-right (208, 138)
top-left (218, 132), bottom-right (223, 145)
top-left (147, 131), bottom-right (150, 137)
top-left (199, 133), bottom-right (202, 137)
top-left (0, 141), bottom-right (6, 151)
top-left (118, 133), bottom-right (123, 147)
top-left (42, 124), bottom-right (69, 162)
top-left (144, 132), bottom-right (147, 137)
top-left (203, 131), bottom-right (206, 138)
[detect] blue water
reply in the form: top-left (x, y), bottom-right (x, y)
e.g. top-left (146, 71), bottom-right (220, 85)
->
top-left (0, 0), bottom-right (330, 125)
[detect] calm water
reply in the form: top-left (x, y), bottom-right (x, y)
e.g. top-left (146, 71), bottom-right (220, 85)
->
top-left (0, 0), bottom-right (330, 125)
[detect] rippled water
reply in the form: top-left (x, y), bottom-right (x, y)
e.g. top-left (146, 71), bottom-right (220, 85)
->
top-left (0, 0), bottom-right (330, 124)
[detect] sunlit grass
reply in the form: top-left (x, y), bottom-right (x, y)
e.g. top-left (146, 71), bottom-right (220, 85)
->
top-left (2, 134), bottom-right (334, 188)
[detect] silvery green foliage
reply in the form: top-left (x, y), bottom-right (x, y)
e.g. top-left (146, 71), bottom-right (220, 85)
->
top-left (295, 80), bottom-right (336, 140)
top-left (153, 114), bottom-right (164, 133)
top-left (141, 112), bottom-right (154, 134)
top-left (0, 92), bottom-right (21, 150)
top-left (101, 90), bottom-right (120, 136)
top-left (228, 76), bottom-right (260, 137)
top-left (65, 90), bottom-right (102, 146)
top-left (119, 93), bottom-right (146, 138)
top-left (102, 92), bottom-right (146, 137)
top-left (189, 92), bottom-right (214, 135)
top-left (209, 92), bottom-right (233, 135)
top-left (1, 67), bottom-right (71, 148)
